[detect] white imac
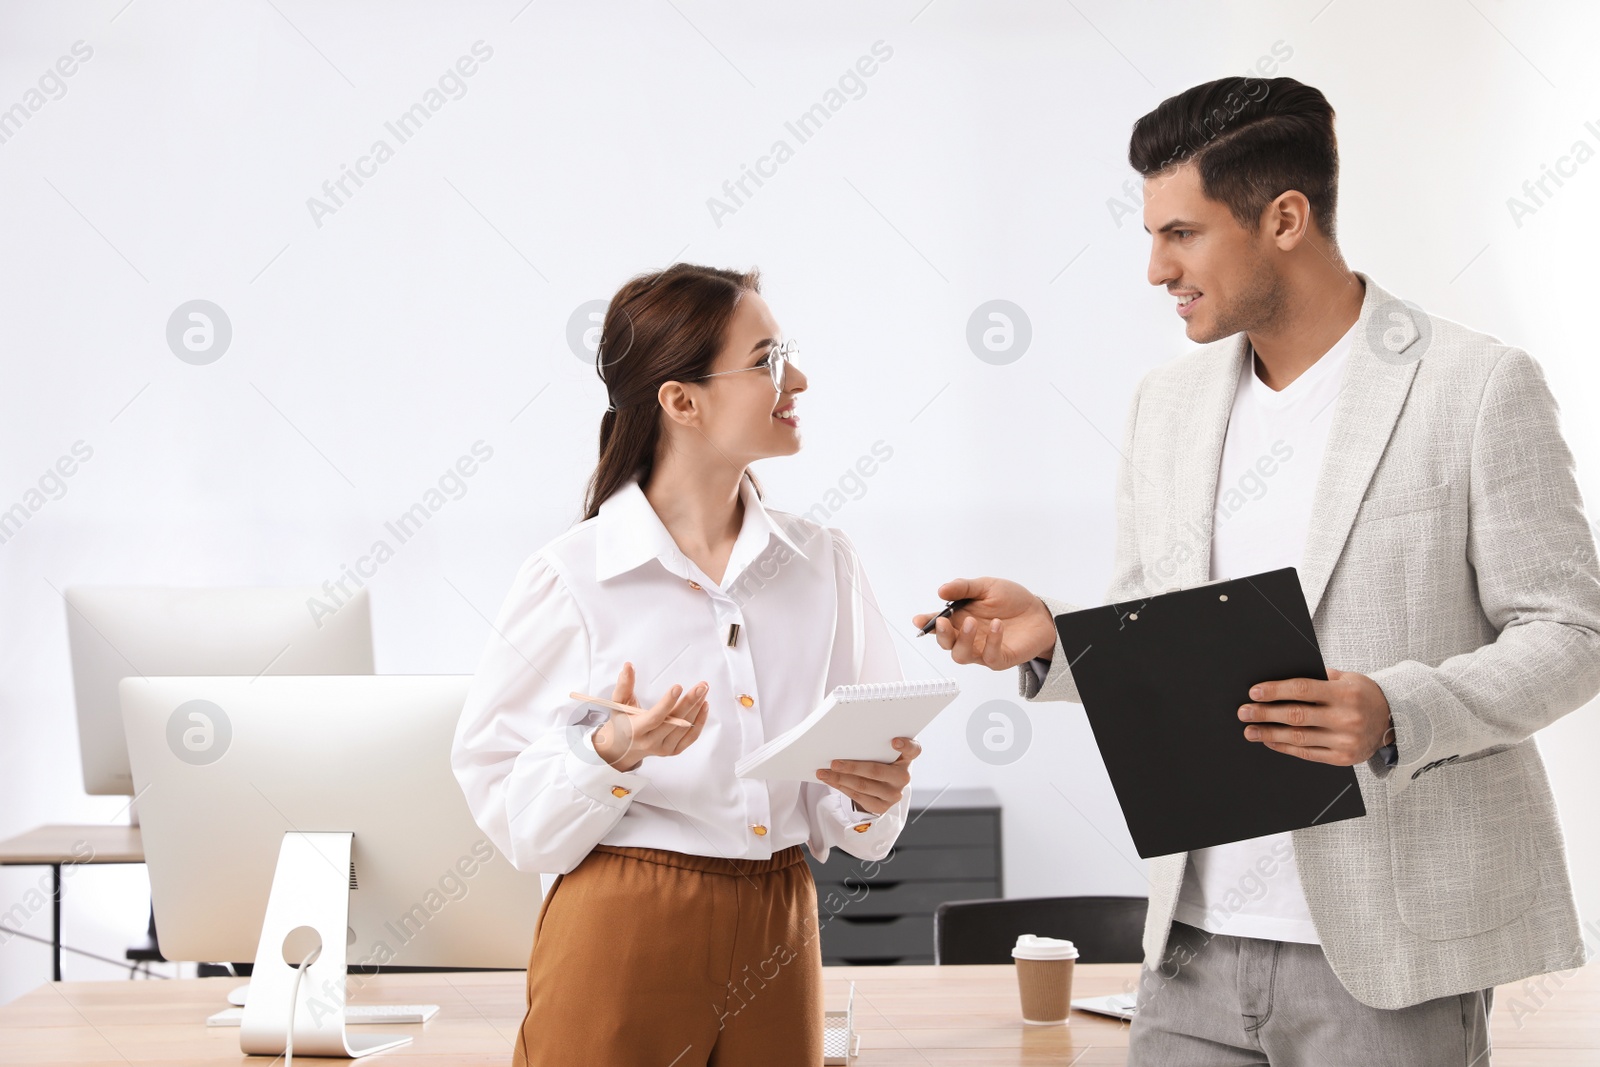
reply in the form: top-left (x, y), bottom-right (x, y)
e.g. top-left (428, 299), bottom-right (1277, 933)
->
top-left (120, 674), bottom-right (543, 1059)
top-left (66, 586), bottom-right (375, 796)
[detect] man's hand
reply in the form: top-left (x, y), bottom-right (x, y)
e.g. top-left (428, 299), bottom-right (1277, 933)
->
top-left (1238, 668), bottom-right (1395, 766)
top-left (817, 737), bottom-right (923, 815)
top-left (912, 577), bottom-right (1057, 672)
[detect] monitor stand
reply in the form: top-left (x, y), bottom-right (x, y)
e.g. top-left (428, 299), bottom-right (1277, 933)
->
top-left (240, 831), bottom-right (411, 1058)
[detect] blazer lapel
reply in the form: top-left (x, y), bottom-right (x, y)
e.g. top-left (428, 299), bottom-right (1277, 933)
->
top-left (1163, 273), bottom-right (1423, 621)
top-left (1298, 273), bottom-right (1423, 620)
top-left (1166, 336), bottom-right (1250, 590)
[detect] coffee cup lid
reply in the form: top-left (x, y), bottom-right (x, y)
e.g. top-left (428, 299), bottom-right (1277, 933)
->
top-left (1011, 933), bottom-right (1079, 961)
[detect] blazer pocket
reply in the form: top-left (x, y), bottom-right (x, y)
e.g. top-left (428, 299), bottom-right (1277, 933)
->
top-left (1360, 480), bottom-right (1450, 521)
top-left (1387, 746), bottom-right (1536, 940)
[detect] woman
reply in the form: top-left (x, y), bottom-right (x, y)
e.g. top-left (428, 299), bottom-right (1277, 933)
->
top-left (451, 263), bottom-right (921, 1066)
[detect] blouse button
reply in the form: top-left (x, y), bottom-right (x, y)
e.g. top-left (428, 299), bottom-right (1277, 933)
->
top-left (751, 824), bottom-right (768, 836)
top-left (738, 694), bottom-right (755, 708)
top-left (687, 580), bottom-right (702, 591)
top-left (611, 786), bottom-right (631, 798)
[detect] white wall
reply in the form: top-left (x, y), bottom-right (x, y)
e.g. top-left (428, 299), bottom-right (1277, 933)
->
top-left (2, 0), bottom-right (1596, 1005)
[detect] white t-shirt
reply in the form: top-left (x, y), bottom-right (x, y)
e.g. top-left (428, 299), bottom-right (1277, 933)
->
top-left (1171, 322), bottom-right (1356, 944)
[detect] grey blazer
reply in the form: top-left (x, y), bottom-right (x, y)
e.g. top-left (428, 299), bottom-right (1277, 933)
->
top-left (1020, 272), bottom-right (1600, 1009)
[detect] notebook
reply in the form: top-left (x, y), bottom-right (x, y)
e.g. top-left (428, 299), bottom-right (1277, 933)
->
top-left (734, 678), bottom-right (960, 781)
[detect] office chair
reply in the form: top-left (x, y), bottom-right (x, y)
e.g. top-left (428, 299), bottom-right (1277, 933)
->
top-left (933, 895), bottom-right (1148, 965)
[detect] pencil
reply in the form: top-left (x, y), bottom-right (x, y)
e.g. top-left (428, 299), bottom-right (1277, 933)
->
top-left (570, 691), bottom-right (695, 729)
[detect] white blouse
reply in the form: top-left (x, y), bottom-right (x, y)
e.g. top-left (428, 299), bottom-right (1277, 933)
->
top-left (451, 475), bottom-right (911, 875)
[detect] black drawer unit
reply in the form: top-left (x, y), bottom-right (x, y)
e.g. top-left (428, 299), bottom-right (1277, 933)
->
top-left (809, 786), bottom-right (1001, 965)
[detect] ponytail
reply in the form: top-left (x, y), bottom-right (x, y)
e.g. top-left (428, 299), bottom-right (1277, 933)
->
top-left (580, 263), bottom-right (762, 521)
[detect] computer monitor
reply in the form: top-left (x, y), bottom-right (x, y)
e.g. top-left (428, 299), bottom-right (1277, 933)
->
top-left (66, 586), bottom-right (375, 795)
top-left (120, 674), bottom-right (543, 1058)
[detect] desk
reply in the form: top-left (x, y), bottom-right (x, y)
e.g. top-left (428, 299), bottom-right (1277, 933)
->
top-left (1, 962), bottom-right (1595, 1065)
top-left (0, 824), bottom-right (144, 981)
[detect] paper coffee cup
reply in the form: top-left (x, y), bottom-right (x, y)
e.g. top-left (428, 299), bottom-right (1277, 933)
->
top-left (1012, 934), bottom-right (1079, 1025)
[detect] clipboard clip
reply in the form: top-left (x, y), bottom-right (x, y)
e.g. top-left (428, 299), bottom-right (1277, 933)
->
top-left (1113, 597), bottom-right (1150, 630)
top-left (1161, 577), bottom-right (1232, 594)
top-left (1118, 578), bottom-right (1234, 629)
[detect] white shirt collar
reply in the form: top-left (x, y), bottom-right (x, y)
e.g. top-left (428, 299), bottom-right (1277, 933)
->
top-left (593, 474), bottom-right (808, 585)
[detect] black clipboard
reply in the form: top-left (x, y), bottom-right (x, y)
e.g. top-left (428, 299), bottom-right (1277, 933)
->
top-left (1053, 566), bottom-right (1366, 858)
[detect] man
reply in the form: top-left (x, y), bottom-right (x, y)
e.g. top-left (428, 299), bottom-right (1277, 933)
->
top-left (917, 77), bottom-right (1600, 1064)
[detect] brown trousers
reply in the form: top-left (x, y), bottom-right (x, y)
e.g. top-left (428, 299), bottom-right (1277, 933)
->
top-left (513, 844), bottom-right (824, 1067)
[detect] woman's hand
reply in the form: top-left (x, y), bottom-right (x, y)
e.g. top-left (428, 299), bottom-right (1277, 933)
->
top-left (816, 737), bottom-right (922, 815)
top-left (590, 662), bottom-right (709, 772)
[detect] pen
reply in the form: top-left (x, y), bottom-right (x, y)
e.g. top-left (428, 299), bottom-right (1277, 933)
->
top-left (570, 691), bottom-right (695, 728)
top-left (916, 597), bottom-right (974, 637)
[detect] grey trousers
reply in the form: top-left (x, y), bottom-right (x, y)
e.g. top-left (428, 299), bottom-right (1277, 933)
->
top-left (1128, 921), bottom-right (1493, 1066)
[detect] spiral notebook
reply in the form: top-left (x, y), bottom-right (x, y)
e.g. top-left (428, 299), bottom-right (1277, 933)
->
top-left (734, 678), bottom-right (960, 782)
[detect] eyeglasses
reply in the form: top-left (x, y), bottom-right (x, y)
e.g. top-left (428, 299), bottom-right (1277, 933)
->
top-left (692, 339), bottom-right (798, 393)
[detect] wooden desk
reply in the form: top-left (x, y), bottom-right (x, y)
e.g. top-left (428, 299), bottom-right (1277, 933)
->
top-left (0, 824), bottom-right (144, 981)
top-left (1, 962), bottom-right (1595, 1065)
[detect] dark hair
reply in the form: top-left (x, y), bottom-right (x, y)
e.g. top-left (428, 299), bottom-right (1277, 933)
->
top-left (1128, 76), bottom-right (1339, 241)
top-left (582, 263), bottom-right (764, 521)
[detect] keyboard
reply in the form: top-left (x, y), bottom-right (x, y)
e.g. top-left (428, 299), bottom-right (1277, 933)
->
top-left (1070, 993), bottom-right (1139, 1021)
top-left (206, 1004), bottom-right (440, 1026)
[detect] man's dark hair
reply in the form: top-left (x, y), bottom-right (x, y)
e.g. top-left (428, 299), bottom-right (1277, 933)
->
top-left (1129, 77), bottom-right (1339, 241)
